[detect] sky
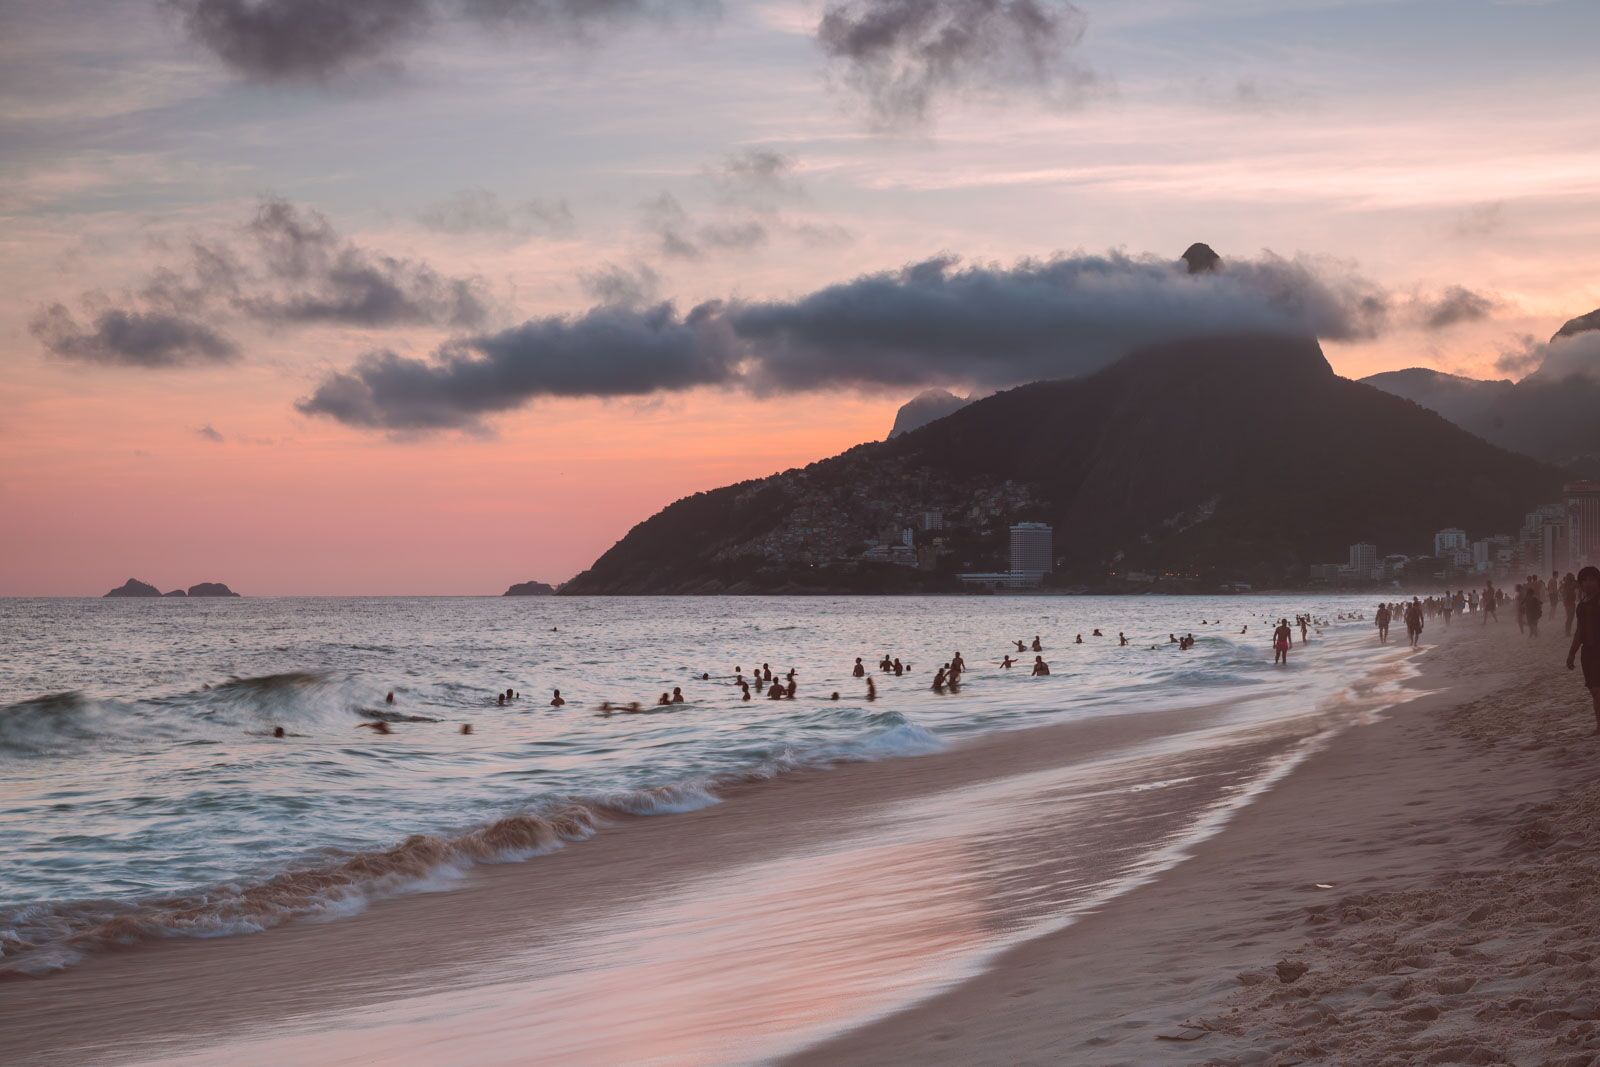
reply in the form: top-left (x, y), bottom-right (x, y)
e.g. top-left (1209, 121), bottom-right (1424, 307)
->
top-left (2, 0), bottom-right (1598, 595)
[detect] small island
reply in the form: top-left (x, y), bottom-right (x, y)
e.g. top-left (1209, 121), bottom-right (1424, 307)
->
top-left (186, 582), bottom-right (241, 598)
top-left (502, 580), bottom-right (557, 597)
top-left (104, 579), bottom-right (161, 598)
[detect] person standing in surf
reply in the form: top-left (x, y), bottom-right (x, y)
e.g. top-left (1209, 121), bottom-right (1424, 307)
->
top-left (1272, 619), bottom-right (1293, 665)
top-left (1376, 602), bottom-right (1391, 643)
top-left (1404, 598), bottom-right (1425, 648)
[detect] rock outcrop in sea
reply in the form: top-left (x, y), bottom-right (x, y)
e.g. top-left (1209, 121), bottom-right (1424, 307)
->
top-left (186, 583), bottom-right (241, 597)
top-left (503, 580), bottom-right (557, 596)
top-left (104, 579), bottom-right (161, 598)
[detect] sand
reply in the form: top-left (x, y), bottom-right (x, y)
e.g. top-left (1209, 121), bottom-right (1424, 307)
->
top-left (4, 619), bottom-right (1595, 1066)
top-left (793, 619), bottom-right (1600, 1067)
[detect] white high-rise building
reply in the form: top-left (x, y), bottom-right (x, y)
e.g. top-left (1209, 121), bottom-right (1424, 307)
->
top-left (1348, 542), bottom-right (1377, 570)
top-left (1433, 528), bottom-right (1468, 558)
top-left (1009, 523), bottom-right (1054, 578)
top-left (1569, 481), bottom-right (1600, 568)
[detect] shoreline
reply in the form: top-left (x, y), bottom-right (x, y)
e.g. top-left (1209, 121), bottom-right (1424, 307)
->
top-left (0, 655), bottom-right (1403, 1067)
top-left (791, 619), bottom-right (1598, 1066)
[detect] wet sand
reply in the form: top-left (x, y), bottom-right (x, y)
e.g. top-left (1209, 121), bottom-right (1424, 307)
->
top-left (0, 667), bottom-right (1401, 1066)
top-left (794, 619), bottom-right (1600, 1066)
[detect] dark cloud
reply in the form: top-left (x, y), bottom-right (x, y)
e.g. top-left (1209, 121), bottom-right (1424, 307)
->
top-left (169, 0), bottom-right (717, 82)
top-left (1413, 285), bottom-right (1498, 330)
top-left (295, 302), bottom-right (735, 431)
top-left (816, 0), bottom-right (1093, 126)
top-left (239, 198), bottom-right (489, 328)
top-left (417, 188), bottom-right (576, 237)
top-left (34, 198), bottom-right (487, 369)
top-left (167, 0), bottom-right (433, 81)
top-left (196, 424), bottom-right (225, 442)
top-left (30, 303), bottom-right (239, 368)
top-left (298, 248), bottom-right (1428, 433)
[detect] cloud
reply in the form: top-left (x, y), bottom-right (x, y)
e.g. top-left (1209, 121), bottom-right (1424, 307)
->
top-left (1499, 331), bottom-right (1600, 382)
top-left (30, 303), bottom-right (239, 368)
top-left (167, 0), bottom-right (434, 82)
top-left (33, 197), bottom-right (490, 368)
top-left (417, 188), bottom-right (576, 237)
top-left (196, 424), bottom-right (225, 442)
top-left (816, 0), bottom-right (1094, 127)
top-left (295, 301), bottom-right (735, 431)
top-left (1412, 285), bottom-right (1498, 330)
top-left (640, 192), bottom-right (768, 260)
top-left (579, 262), bottom-right (661, 307)
top-left (168, 0), bottom-right (718, 82)
top-left (711, 148), bottom-right (802, 210)
top-left (239, 198), bottom-right (490, 327)
top-left (298, 247), bottom-right (1427, 433)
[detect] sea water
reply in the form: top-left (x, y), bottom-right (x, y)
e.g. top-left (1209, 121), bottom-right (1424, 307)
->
top-left (0, 594), bottom-right (1399, 976)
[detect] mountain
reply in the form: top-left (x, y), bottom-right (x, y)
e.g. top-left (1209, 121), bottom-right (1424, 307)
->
top-left (886, 389), bottom-right (975, 439)
top-left (563, 334), bottom-right (1565, 594)
top-left (503, 580), bottom-right (557, 596)
top-left (1360, 308), bottom-right (1600, 477)
top-left (104, 578), bottom-right (161, 598)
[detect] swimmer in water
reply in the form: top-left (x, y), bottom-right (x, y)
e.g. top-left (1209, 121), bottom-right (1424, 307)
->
top-left (1092, 629), bottom-right (1103, 637)
top-left (1015, 640), bottom-right (1026, 653)
top-left (1001, 654), bottom-right (1014, 668)
top-left (357, 721), bottom-right (392, 734)
top-left (933, 667), bottom-right (947, 691)
top-left (853, 658), bottom-right (865, 678)
top-left (496, 694), bottom-right (505, 707)
top-left (658, 692), bottom-right (671, 706)
top-left (866, 676), bottom-right (877, 701)
top-left (385, 691), bottom-right (395, 705)
top-left (1031, 656), bottom-right (1050, 676)
top-left (830, 691), bottom-right (840, 701)
top-left (785, 678), bottom-right (797, 698)
top-left (893, 658), bottom-right (904, 676)
top-left (740, 682), bottom-right (751, 701)
top-left (599, 701), bottom-right (614, 714)
top-left (550, 689), bottom-right (565, 707)
top-left (460, 723), bottom-right (473, 734)
top-left (1075, 634), bottom-right (1083, 644)
top-left (672, 687), bottom-right (685, 703)
top-left (272, 726), bottom-right (286, 738)
top-left (768, 684), bottom-right (784, 700)
top-left (1118, 632), bottom-right (1128, 646)
top-left (1031, 636), bottom-right (1043, 652)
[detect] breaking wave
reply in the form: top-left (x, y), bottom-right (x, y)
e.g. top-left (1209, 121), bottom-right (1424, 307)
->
top-left (0, 711), bottom-right (943, 977)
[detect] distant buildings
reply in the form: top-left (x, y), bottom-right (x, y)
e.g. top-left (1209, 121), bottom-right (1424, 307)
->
top-left (1348, 542), bottom-right (1377, 571)
top-left (1009, 522), bottom-right (1054, 579)
top-left (1433, 528), bottom-right (1468, 559)
top-left (960, 522), bottom-right (1055, 589)
top-left (1569, 481), bottom-right (1600, 569)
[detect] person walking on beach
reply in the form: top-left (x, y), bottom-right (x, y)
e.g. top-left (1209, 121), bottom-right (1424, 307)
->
top-left (1404, 598), bottom-right (1425, 648)
top-left (1483, 582), bottom-right (1498, 623)
top-left (1272, 619), bottom-right (1292, 665)
top-left (1376, 602), bottom-right (1391, 643)
top-left (1563, 572), bottom-right (1579, 635)
top-left (1566, 566), bottom-right (1600, 734)
top-left (1525, 584), bottom-right (1544, 638)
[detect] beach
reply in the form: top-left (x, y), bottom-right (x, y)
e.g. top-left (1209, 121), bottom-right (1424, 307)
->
top-left (2, 611), bottom-right (1594, 1065)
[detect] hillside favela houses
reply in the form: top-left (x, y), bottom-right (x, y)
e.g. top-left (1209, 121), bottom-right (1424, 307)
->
top-left (1309, 481), bottom-right (1600, 588)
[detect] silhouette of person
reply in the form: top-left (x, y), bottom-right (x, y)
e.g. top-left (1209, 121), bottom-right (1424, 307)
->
top-left (550, 689), bottom-right (565, 707)
top-left (1031, 656), bottom-right (1050, 676)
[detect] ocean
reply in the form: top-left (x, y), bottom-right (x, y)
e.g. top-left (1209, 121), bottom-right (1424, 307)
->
top-left (0, 594), bottom-right (1410, 1000)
